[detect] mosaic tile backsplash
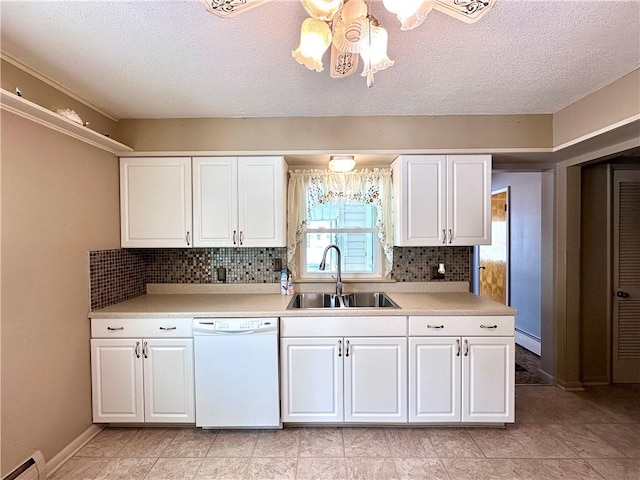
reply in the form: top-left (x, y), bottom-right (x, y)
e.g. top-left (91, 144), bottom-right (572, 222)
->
top-left (89, 246), bottom-right (471, 310)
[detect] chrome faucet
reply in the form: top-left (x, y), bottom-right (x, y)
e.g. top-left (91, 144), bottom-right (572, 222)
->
top-left (319, 244), bottom-right (343, 296)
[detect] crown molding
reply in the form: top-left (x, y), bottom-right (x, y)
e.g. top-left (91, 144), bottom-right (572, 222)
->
top-left (1, 88), bottom-right (133, 154)
top-left (1, 51), bottom-right (119, 122)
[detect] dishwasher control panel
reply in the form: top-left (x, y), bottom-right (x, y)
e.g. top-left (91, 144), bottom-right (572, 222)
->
top-left (215, 320), bottom-right (262, 331)
top-left (193, 318), bottom-right (277, 334)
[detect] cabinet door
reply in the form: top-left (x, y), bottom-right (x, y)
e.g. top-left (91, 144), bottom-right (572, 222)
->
top-left (120, 157), bottom-right (192, 248)
top-left (238, 156), bottom-right (286, 247)
top-left (91, 339), bottom-right (143, 423)
top-left (143, 339), bottom-right (194, 423)
top-left (281, 338), bottom-right (343, 423)
top-left (345, 337), bottom-right (407, 423)
top-left (409, 337), bottom-right (461, 423)
top-left (192, 157), bottom-right (238, 247)
top-left (462, 336), bottom-right (514, 423)
top-left (447, 155), bottom-right (491, 245)
top-left (392, 155), bottom-right (446, 246)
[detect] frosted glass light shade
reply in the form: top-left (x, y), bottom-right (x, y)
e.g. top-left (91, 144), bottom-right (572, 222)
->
top-left (292, 18), bottom-right (332, 72)
top-left (328, 156), bottom-right (356, 172)
top-left (301, 0), bottom-right (344, 21)
top-left (360, 23), bottom-right (394, 86)
top-left (382, 0), bottom-right (436, 30)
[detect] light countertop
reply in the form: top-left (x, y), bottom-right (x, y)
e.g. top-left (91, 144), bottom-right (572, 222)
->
top-left (90, 283), bottom-right (517, 319)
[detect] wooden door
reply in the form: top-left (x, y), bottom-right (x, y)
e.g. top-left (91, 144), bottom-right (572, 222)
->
top-left (479, 189), bottom-right (509, 304)
top-left (280, 338), bottom-right (344, 423)
top-left (344, 337), bottom-right (407, 423)
top-left (613, 170), bottom-right (640, 382)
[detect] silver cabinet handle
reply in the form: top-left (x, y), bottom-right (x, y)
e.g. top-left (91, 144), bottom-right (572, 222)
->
top-left (345, 340), bottom-right (350, 357)
top-left (159, 326), bottom-right (177, 331)
top-left (142, 341), bottom-right (148, 359)
top-left (442, 229), bottom-right (446, 245)
top-left (135, 341), bottom-right (141, 358)
top-left (338, 340), bottom-right (342, 357)
top-left (239, 231), bottom-right (244, 245)
top-left (456, 339), bottom-right (461, 357)
top-left (233, 230), bottom-right (237, 245)
top-left (480, 325), bottom-right (498, 329)
top-left (186, 231), bottom-right (191, 246)
top-left (427, 324), bottom-right (444, 329)
top-left (448, 229), bottom-right (453, 244)
top-left (464, 339), bottom-right (469, 357)
top-left (107, 326), bottom-right (124, 331)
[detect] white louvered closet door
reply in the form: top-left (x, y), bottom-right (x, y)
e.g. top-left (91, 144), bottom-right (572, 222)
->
top-left (613, 170), bottom-right (640, 383)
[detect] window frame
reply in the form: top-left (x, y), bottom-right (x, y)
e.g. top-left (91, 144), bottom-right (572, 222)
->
top-left (297, 202), bottom-right (384, 280)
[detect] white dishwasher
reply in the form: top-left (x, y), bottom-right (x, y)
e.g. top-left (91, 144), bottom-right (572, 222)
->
top-left (193, 318), bottom-right (280, 428)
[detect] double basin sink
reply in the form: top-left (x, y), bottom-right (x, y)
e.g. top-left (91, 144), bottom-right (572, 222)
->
top-left (287, 292), bottom-right (399, 310)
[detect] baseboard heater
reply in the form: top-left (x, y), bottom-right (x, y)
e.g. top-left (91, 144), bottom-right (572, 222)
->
top-left (3, 451), bottom-right (45, 480)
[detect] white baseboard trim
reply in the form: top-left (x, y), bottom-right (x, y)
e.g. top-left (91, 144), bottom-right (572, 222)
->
top-left (46, 424), bottom-right (105, 478)
top-left (515, 330), bottom-right (541, 356)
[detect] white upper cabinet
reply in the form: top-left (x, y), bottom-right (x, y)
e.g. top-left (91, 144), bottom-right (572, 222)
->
top-left (120, 157), bottom-right (192, 248)
top-left (193, 156), bottom-right (287, 247)
top-left (392, 155), bottom-right (491, 246)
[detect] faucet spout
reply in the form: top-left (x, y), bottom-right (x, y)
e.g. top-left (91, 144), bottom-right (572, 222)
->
top-left (319, 244), bottom-right (343, 296)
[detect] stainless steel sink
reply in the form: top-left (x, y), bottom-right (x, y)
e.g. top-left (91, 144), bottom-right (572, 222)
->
top-left (286, 292), bottom-right (398, 310)
top-left (341, 292), bottom-right (398, 308)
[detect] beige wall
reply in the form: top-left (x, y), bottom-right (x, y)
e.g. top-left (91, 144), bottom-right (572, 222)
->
top-left (0, 112), bottom-right (120, 475)
top-left (116, 114), bottom-right (553, 152)
top-left (1, 59), bottom-right (120, 141)
top-left (553, 69), bottom-right (640, 148)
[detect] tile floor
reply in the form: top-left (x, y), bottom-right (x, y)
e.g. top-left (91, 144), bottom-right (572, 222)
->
top-left (51, 385), bottom-right (639, 480)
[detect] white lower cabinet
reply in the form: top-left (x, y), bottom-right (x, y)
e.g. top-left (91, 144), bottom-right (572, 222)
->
top-left (90, 318), bottom-right (194, 424)
top-left (409, 316), bottom-right (515, 424)
top-left (281, 336), bottom-right (407, 423)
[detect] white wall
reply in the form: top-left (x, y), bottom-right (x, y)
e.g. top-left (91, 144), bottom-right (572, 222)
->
top-left (492, 172), bottom-right (543, 348)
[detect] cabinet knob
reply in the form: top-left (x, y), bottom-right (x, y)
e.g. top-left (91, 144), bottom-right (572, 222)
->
top-left (617, 291), bottom-right (630, 298)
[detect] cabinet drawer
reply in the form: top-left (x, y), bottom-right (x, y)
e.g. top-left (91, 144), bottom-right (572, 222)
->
top-left (91, 318), bottom-right (192, 338)
top-left (409, 316), bottom-right (514, 337)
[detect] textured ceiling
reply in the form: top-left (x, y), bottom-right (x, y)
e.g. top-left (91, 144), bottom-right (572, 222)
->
top-left (0, 0), bottom-right (639, 120)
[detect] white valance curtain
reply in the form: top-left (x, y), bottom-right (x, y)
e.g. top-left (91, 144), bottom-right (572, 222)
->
top-left (287, 168), bottom-right (394, 277)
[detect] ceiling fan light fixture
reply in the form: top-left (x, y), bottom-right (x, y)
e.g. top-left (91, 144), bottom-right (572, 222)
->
top-left (328, 155), bottom-right (356, 172)
top-left (301, 0), bottom-right (344, 21)
top-left (383, 0), bottom-right (436, 30)
top-left (292, 17), bottom-right (333, 72)
top-left (360, 21), bottom-right (393, 87)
